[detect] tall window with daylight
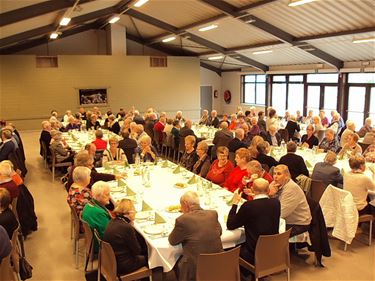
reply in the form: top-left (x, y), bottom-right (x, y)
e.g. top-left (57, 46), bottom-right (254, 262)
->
top-left (287, 75), bottom-right (304, 115)
top-left (242, 74), bottom-right (266, 105)
top-left (271, 76), bottom-right (287, 116)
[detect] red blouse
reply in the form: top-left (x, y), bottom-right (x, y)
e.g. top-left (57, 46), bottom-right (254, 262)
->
top-left (92, 138), bottom-right (108, 150)
top-left (206, 160), bottom-right (234, 187)
top-left (223, 166), bottom-right (248, 193)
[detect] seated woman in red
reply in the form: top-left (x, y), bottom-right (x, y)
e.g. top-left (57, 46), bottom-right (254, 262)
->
top-left (223, 148), bottom-right (251, 193)
top-left (242, 160), bottom-right (273, 200)
top-left (206, 146), bottom-right (234, 186)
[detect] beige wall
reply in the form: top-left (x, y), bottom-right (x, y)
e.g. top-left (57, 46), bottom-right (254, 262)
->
top-left (200, 67), bottom-right (221, 113)
top-left (0, 55), bottom-right (200, 130)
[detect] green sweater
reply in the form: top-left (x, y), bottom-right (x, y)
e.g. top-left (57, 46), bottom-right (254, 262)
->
top-left (82, 199), bottom-right (111, 239)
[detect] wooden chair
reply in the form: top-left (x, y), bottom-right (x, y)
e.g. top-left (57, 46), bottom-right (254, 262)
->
top-left (10, 227), bottom-right (20, 276)
top-left (0, 254), bottom-right (17, 281)
top-left (309, 180), bottom-right (328, 202)
top-left (49, 147), bottom-right (72, 182)
top-left (196, 247), bottom-right (240, 281)
top-left (40, 140), bottom-right (49, 168)
top-left (81, 219), bottom-right (95, 271)
top-left (69, 205), bottom-right (83, 269)
top-left (94, 230), bottom-right (152, 281)
top-left (345, 214), bottom-right (375, 251)
top-left (240, 228), bottom-right (292, 281)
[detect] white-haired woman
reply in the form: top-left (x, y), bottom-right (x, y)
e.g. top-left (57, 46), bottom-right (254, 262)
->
top-left (104, 199), bottom-right (148, 275)
top-left (102, 137), bottom-right (127, 165)
top-left (136, 135), bottom-right (158, 162)
top-left (50, 130), bottom-right (75, 163)
top-left (192, 141), bottom-right (211, 178)
top-left (67, 166), bottom-right (92, 217)
top-left (0, 161), bottom-right (19, 201)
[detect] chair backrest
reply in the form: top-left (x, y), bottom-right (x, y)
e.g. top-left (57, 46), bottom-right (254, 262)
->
top-left (317, 129), bottom-right (326, 143)
top-left (0, 254), bottom-right (16, 281)
top-left (196, 247), bottom-right (240, 281)
top-left (278, 129), bottom-right (289, 143)
top-left (81, 219), bottom-right (93, 257)
top-left (10, 226), bottom-right (20, 273)
top-left (49, 147), bottom-right (57, 165)
top-left (178, 136), bottom-right (185, 153)
top-left (69, 205), bottom-right (80, 240)
top-left (310, 180), bottom-right (328, 202)
top-left (254, 228), bottom-right (291, 278)
top-left (94, 230), bottom-right (118, 281)
top-left (40, 140), bottom-right (48, 159)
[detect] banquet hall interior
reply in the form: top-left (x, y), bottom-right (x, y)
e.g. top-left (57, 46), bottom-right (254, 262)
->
top-left (0, 0), bottom-right (374, 281)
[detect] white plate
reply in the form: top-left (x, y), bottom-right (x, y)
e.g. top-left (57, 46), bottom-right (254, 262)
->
top-left (143, 224), bottom-right (163, 235)
top-left (135, 211), bottom-right (149, 220)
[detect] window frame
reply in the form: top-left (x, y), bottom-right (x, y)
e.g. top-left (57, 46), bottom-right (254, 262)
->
top-left (241, 74), bottom-right (267, 106)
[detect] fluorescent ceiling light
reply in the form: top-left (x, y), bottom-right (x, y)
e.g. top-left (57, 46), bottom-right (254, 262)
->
top-left (253, 50), bottom-right (273, 55)
top-left (108, 15), bottom-right (120, 24)
top-left (208, 56), bottom-right (223, 60)
top-left (134, 0), bottom-right (149, 7)
top-left (288, 0), bottom-right (315, 7)
top-left (245, 19), bottom-right (256, 24)
top-left (162, 36), bottom-right (176, 43)
top-left (50, 32), bottom-right (59, 39)
top-left (199, 24), bottom-right (218, 32)
top-left (59, 17), bottom-right (71, 26)
top-left (353, 37), bottom-right (375, 44)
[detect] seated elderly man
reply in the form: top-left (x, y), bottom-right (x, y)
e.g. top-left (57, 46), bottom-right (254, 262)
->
top-left (49, 130), bottom-right (75, 164)
top-left (269, 165), bottom-right (311, 236)
top-left (338, 132), bottom-right (362, 159)
top-left (207, 110), bottom-right (220, 128)
top-left (65, 116), bottom-right (80, 131)
top-left (107, 115), bottom-right (121, 135)
top-left (279, 141), bottom-right (309, 181)
top-left (343, 155), bottom-right (375, 216)
top-left (227, 178), bottom-right (280, 266)
top-left (39, 121), bottom-right (52, 157)
top-left (262, 125), bottom-right (281, 147)
top-left (301, 124), bottom-right (319, 149)
top-left (340, 120), bottom-right (356, 147)
top-left (228, 128), bottom-right (247, 153)
top-left (358, 117), bottom-right (372, 138)
top-left (318, 128), bottom-right (340, 153)
top-left (118, 131), bottom-right (138, 164)
top-left (169, 191), bottom-right (223, 281)
top-left (199, 110), bottom-right (209, 125)
top-left (0, 129), bottom-right (16, 161)
top-left (311, 151), bottom-right (343, 187)
top-left (179, 120), bottom-right (196, 140)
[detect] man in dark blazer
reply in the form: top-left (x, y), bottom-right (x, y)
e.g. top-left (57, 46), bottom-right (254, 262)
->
top-left (227, 178), bottom-right (280, 265)
top-left (179, 120), bottom-right (197, 139)
top-left (0, 129), bottom-right (16, 161)
top-left (212, 122), bottom-right (234, 158)
top-left (207, 110), bottom-right (220, 128)
top-left (262, 125), bottom-right (282, 146)
top-left (311, 151), bottom-right (343, 187)
top-left (39, 121), bottom-right (52, 156)
top-left (228, 128), bottom-right (248, 153)
top-left (279, 141), bottom-right (309, 181)
top-left (169, 191), bottom-right (223, 281)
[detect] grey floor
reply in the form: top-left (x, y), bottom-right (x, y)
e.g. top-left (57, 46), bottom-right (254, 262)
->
top-left (20, 131), bottom-right (374, 281)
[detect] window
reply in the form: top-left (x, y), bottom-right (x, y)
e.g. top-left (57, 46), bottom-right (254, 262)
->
top-left (347, 87), bottom-right (366, 129)
top-left (307, 86), bottom-right (320, 115)
top-left (288, 84), bottom-right (304, 114)
top-left (370, 87), bottom-right (375, 121)
top-left (348, 73), bottom-right (375, 84)
top-left (323, 86), bottom-right (338, 112)
top-left (242, 74), bottom-right (266, 105)
top-left (307, 73), bottom-right (339, 83)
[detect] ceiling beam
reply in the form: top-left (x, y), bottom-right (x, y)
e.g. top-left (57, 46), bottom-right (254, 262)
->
top-left (125, 9), bottom-right (268, 71)
top-left (0, 1), bottom-right (132, 48)
top-left (200, 0), bottom-right (343, 69)
top-left (0, 0), bottom-right (94, 27)
top-left (0, 22), bottom-right (97, 55)
top-left (296, 26), bottom-right (375, 41)
top-left (200, 62), bottom-right (222, 76)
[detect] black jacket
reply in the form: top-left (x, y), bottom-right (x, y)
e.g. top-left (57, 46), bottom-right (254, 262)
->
top-left (0, 207), bottom-right (18, 239)
top-left (16, 184), bottom-right (38, 237)
top-left (228, 138), bottom-right (248, 153)
top-left (279, 153), bottom-right (309, 181)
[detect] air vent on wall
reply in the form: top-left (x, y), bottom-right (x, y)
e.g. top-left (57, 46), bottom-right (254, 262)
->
top-left (36, 56), bottom-right (58, 68)
top-left (150, 56), bottom-right (167, 67)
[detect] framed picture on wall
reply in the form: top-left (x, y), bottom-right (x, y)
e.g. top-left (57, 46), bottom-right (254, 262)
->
top-left (78, 88), bottom-right (108, 106)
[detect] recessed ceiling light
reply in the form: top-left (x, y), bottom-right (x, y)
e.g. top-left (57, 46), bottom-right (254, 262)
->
top-left (244, 19), bottom-right (256, 24)
top-left (199, 24), bottom-right (218, 32)
top-left (208, 55), bottom-right (223, 60)
top-left (352, 37), bottom-right (375, 44)
top-left (59, 17), bottom-right (71, 26)
top-left (50, 32), bottom-right (59, 39)
top-left (108, 15), bottom-right (120, 24)
top-left (288, 0), bottom-right (315, 7)
top-left (162, 36), bottom-right (176, 43)
top-left (134, 0), bottom-right (149, 7)
top-left (253, 50), bottom-right (273, 55)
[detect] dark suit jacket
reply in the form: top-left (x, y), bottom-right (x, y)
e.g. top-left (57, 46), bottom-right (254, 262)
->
top-left (179, 126), bottom-right (195, 139)
top-left (311, 162), bottom-right (343, 187)
top-left (279, 153), bottom-right (309, 180)
top-left (213, 129), bottom-right (233, 147)
top-left (39, 130), bottom-right (52, 156)
top-left (208, 117), bottom-right (220, 128)
top-left (227, 198), bottom-right (280, 264)
top-left (109, 121), bottom-right (120, 135)
top-left (262, 132), bottom-right (281, 146)
top-left (0, 207), bottom-right (19, 239)
top-left (169, 209), bottom-right (223, 281)
top-left (256, 153), bottom-right (278, 169)
top-left (119, 138), bottom-right (138, 164)
top-left (228, 138), bottom-right (248, 153)
top-left (0, 226), bottom-right (11, 263)
top-left (301, 134), bottom-right (319, 149)
top-left (0, 140), bottom-right (16, 161)
top-left (285, 121), bottom-right (300, 140)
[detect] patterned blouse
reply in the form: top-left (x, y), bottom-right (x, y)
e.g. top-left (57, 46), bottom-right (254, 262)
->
top-left (102, 148), bottom-right (127, 164)
top-left (318, 137), bottom-right (340, 153)
top-left (67, 184), bottom-right (92, 217)
top-left (180, 150), bottom-right (199, 171)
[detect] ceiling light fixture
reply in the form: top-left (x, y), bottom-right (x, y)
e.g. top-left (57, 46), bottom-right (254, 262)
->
top-left (253, 50), bottom-right (273, 55)
top-left (199, 24), bottom-right (218, 32)
top-left (50, 32), bottom-right (60, 39)
top-left (134, 0), bottom-right (149, 7)
top-left (352, 37), bottom-right (375, 44)
top-left (288, 0), bottom-right (315, 7)
top-left (108, 15), bottom-right (120, 24)
top-left (59, 17), bottom-right (71, 26)
top-left (208, 55), bottom-right (223, 60)
top-left (245, 19), bottom-right (256, 24)
top-left (162, 36), bottom-right (176, 43)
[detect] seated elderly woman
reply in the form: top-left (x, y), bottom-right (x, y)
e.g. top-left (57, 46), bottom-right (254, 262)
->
top-left (343, 155), bottom-right (375, 216)
top-left (104, 199), bottom-right (148, 275)
top-left (192, 141), bottom-right (211, 178)
top-left (358, 117), bottom-right (372, 138)
top-left (65, 151), bottom-right (123, 190)
top-left (313, 116), bottom-right (323, 133)
top-left (0, 188), bottom-right (19, 239)
top-left (50, 130), bottom-right (75, 163)
top-left (107, 115), bottom-right (120, 135)
top-left (311, 151), bottom-right (343, 187)
top-left (255, 141), bottom-right (278, 170)
top-left (82, 181), bottom-right (113, 241)
top-left (103, 137), bottom-right (127, 164)
top-left (224, 148), bottom-right (252, 193)
top-left (206, 146), bottom-right (234, 186)
top-left (199, 110), bottom-right (209, 125)
top-left (135, 135), bottom-right (158, 162)
top-left (241, 160), bottom-right (273, 200)
top-left (86, 114), bottom-right (101, 131)
top-left (67, 166), bottom-right (92, 218)
top-left (318, 128), bottom-right (340, 153)
top-left (338, 132), bottom-right (362, 159)
top-left (92, 130), bottom-right (108, 151)
top-left (65, 116), bottom-right (80, 131)
top-left (301, 124), bottom-right (319, 149)
top-left (180, 135), bottom-right (199, 171)
top-left (0, 161), bottom-right (19, 201)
